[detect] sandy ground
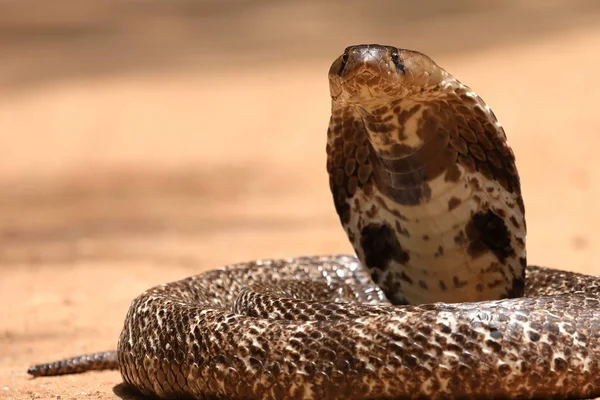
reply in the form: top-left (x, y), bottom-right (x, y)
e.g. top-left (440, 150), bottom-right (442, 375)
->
top-left (2, 2), bottom-right (600, 399)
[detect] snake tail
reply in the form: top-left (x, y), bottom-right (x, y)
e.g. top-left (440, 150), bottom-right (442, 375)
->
top-left (27, 350), bottom-right (118, 377)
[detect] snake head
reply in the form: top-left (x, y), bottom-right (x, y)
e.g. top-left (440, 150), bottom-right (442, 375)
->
top-left (329, 44), bottom-right (447, 105)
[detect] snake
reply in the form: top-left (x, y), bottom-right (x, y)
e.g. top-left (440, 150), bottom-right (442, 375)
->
top-left (27, 44), bottom-right (600, 399)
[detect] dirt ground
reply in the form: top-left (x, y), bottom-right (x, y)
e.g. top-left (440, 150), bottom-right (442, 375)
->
top-left (2, 2), bottom-right (600, 399)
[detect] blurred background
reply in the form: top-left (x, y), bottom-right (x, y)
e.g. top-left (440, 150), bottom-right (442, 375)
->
top-left (1, 1), bottom-right (600, 399)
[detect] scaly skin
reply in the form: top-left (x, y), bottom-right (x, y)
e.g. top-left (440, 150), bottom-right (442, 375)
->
top-left (27, 45), bottom-right (600, 400)
top-left (327, 45), bottom-right (525, 305)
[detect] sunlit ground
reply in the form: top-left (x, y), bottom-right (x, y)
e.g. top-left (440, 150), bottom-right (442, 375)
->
top-left (1, 1), bottom-right (600, 398)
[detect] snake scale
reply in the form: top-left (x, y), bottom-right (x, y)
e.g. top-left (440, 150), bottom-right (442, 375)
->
top-left (28, 45), bottom-right (600, 399)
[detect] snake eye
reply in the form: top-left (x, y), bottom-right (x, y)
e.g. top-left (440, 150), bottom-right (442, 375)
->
top-left (339, 52), bottom-right (349, 75)
top-left (391, 51), bottom-right (405, 73)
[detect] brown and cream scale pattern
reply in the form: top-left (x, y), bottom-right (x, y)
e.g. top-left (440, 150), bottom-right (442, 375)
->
top-left (27, 45), bottom-right (600, 399)
top-left (28, 257), bottom-right (600, 399)
top-left (326, 51), bottom-right (525, 306)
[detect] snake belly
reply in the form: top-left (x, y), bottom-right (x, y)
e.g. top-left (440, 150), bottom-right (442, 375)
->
top-left (28, 45), bottom-right (600, 400)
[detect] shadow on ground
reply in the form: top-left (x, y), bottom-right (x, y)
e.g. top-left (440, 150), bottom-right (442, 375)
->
top-left (113, 383), bottom-right (150, 400)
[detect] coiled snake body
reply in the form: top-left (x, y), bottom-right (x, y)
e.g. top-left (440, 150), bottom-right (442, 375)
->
top-left (28, 45), bottom-right (600, 399)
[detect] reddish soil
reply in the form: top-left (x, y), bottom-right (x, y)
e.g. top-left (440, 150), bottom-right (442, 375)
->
top-left (2, 2), bottom-right (600, 399)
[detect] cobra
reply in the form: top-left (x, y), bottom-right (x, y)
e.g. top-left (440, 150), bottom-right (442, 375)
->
top-left (28, 45), bottom-right (600, 399)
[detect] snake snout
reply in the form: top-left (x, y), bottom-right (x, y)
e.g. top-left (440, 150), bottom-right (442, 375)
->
top-left (334, 44), bottom-right (394, 79)
top-left (329, 44), bottom-right (404, 103)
